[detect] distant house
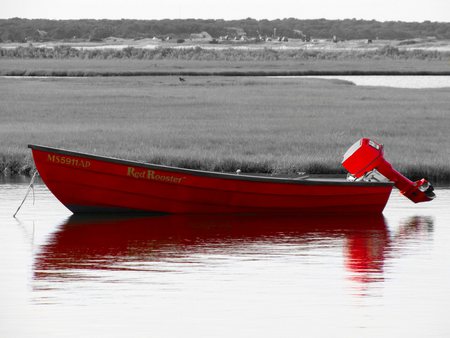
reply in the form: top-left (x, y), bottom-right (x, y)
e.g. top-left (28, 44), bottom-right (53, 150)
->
top-left (293, 30), bottom-right (305, 39)
top-left (33, 29), bottom-right (48, 41)
top-left (37, 29), bottom-right (48, 38)
top-left (190, 31), bottom-right (212, 40)
top-left (293, 30), bottom-right (310, 42)
top-left (224, 27), bottom-right (246, 41)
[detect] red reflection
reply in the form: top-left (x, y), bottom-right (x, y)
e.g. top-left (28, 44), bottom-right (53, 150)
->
top-left (33, 214), bottom-right (433, 288)
top-left (344, 215), bottom-right (433, 287)
top-left (345, 232), bottom-right (388, 284)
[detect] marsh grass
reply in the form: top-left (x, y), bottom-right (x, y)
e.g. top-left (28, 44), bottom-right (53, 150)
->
top-left (1, 45), bottom-right (449, 62)
top-left (1, 76), bottom-right (449, 182)
top-left (1, 58), bottom-right (450, 76)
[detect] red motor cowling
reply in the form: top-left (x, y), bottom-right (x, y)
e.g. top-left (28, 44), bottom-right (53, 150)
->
top-left (342, 138), bottom-right (435, 203)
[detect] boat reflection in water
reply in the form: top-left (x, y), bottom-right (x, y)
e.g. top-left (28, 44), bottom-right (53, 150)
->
top-left (33, 213), bottom-right (433, 290)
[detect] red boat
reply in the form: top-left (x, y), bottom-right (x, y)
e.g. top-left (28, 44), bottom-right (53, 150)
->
top-left (28, 139), bottom-right (434, 215)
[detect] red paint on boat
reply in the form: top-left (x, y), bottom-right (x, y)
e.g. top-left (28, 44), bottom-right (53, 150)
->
top-left (29, 145), bottom-right (393, 214)
top-left (342, 138), bottom-right (435, 203)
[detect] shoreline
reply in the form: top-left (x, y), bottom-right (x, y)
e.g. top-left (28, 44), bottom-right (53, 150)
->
top-left (2, 70), bottom-right (450, 77)
top-left (2, 154), bottom-right (449, 185)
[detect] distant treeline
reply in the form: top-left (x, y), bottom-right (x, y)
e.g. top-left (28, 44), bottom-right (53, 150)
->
top-left (1, 45), bottom-right (448, 62)
top-left (1, 18), bottom-right (450, 42)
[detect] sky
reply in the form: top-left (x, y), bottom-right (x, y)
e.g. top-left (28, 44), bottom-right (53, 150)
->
top-left (2, 0), bottom-right (450, 22)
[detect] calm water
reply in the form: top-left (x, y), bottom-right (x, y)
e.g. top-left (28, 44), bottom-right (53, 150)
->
top-left (278, 75), bottom-right (450, 88)
top-left (1, 181), bottom-right (449, 337)
top-left (4, 75), bottom-right (450, 89)
top-left (310, 75), bottom-right (450, 88)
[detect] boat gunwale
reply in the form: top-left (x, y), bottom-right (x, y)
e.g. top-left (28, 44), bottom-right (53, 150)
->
top-left (28, 144), bottom-right (394, 187)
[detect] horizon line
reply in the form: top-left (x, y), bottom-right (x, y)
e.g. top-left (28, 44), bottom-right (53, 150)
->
top-left (1, 17), bottom-right (449, 24)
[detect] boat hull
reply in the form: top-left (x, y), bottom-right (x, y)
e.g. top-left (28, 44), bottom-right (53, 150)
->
top-left (29, 145), bottom-right (394, 214)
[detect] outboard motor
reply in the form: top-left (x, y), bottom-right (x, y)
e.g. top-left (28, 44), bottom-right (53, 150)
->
top-left (342, 138), bottom-right (435, 203)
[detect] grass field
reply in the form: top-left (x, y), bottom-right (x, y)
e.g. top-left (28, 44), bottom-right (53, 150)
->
top-left (1, 58), bottom-right (450, 76)
top-left (0, 75), bottom-right (449, 183)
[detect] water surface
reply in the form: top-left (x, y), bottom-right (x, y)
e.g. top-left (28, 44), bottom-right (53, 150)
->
top-left (4, 75), bottom-right (450, 89)
top-left (1, 182), bottom-right (449, 337)
top-left (307, 75), bottom-right (450, 88)
top-left (272, 75), bottom-right (450, 88)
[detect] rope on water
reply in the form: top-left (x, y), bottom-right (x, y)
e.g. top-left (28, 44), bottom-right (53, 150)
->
top-left (13, 170), bottom-right (39, 218)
